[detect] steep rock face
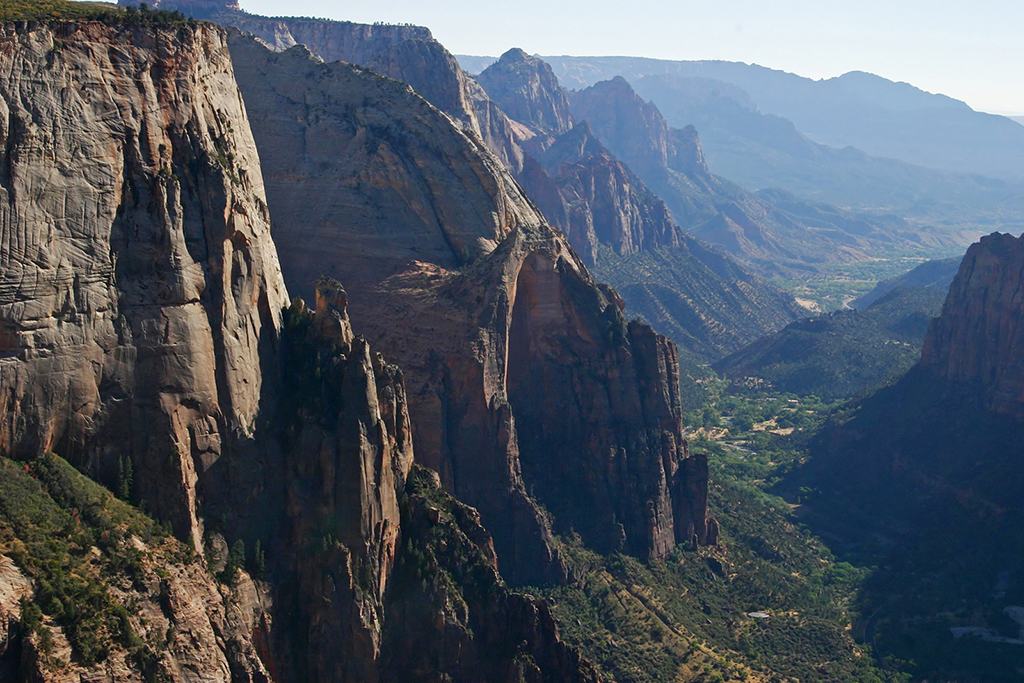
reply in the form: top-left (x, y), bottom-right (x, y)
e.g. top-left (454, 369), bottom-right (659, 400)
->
top-left (571, 76), bottom-right (673, 177)
top-left (380, 467), bottom-right (603, 683)
top-left (0, 14), bottom-right (597, 683)
top-left (919, 232), bottom-right (1024, 419)
top-left (225, 35), bottom-right (538, 303)
top-left (477, 47), bottom-right (575, 137)
top-left (174, 8), bottom-right (533, 174)
top-left (471, 54), bottom-right (802, 358)
top-left (229, 33), bottom-right (711, 582)
top-left (272, 282), bottom-right (414, 683)
top-left (0, 20), bottom-right (289, 552)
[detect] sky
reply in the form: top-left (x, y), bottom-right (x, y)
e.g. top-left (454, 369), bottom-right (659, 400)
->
top-left (241, 0), bottom-right (1024, 115)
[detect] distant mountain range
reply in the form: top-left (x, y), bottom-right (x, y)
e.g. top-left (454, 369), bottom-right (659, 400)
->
top-left (458, 55), bottom-right (1024, 236)
top-left (541, 57), bottom-right (1024, 183)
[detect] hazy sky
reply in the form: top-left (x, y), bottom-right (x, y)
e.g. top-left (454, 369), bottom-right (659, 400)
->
top-left (241, 0), bottom-right (1024, 115)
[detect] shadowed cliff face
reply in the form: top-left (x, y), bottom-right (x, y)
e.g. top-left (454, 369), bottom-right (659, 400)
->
top-left (229, 32), bottom-right (713, 583)
top-left (272, 283), bottom-right (415, 683)
top-left (920, 232), bottom-right (1024, 418)
top-left (224, 35), bottom-right (538, 305)
top-left (0, 20), bottom-right (289, 551)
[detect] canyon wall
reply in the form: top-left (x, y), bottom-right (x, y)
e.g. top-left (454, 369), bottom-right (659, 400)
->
top-left (229, 32), bottom-right (713, 584)
top-left (0, 19), bottom-right (289, 551)
top-left (920, 231), bottom-right (1024, 419)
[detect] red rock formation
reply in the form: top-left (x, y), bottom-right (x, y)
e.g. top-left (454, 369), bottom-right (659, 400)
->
top-left (920, 231), bottom-right (1024, 419)
top-left (229, 33), bottom-right (712, 582)
top-left (274, 282), bottom-right (414, 682)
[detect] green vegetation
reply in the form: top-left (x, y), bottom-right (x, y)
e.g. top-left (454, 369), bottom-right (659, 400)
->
top-left (782, 370), bottom-right (1024, 682)
top-left (715, 286), bottom-right (946, 401)
top-left (767, 249), bottom-right (962, 312)
top-left (0, 0), bottom-right (195, 25)
top-left (524, 389), bottom-right (887, 683)
top-left (0, 452), bottom-right (183, 669)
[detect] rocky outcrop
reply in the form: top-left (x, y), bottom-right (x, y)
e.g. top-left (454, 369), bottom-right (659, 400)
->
top-left (920, 232), bottom-right (1024, 419)
top-left (0, 452), bottom-right (271, 683)
top-left (381, 467), bottom-right (603, 683)
top-left (229, 32), bottom-right (712, 582)
top-left (529, 121), bottom-right (684, 261)
top-left (477, 48), bottom-right (575, 138)
top-left (271, 282), bottom-right (414, 683)
top-left (0, 19), bottom-right (289, 552)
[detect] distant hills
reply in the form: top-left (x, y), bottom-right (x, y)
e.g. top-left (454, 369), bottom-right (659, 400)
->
top-left (853, 256), bottom-right (962, 308)
top-left (715, 286), bottom-right (946, 400)
top-left (458, 55), bottom-right (1024, 238)
top-left (535, 57), bottom-right (1024, 184)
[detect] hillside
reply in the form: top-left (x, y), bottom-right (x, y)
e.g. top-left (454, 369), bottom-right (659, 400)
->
top-left (853, 255), bottom-right (962, 308)
top-left (715, 286), bottom-right (946, 400)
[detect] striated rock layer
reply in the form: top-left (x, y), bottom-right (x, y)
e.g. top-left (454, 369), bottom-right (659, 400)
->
top-left (0, 15), bottom-right (604, 683)
top-left (229, 33), bottom-right (713, 584)
top-left (0, 19), bottom-right (289, 551)
top-left (919, 232), bottom-right (1024, 419)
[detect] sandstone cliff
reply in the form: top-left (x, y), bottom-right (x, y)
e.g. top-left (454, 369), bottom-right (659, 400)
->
top-left (0, 13), bottom-right (612, 683)
top-left (229, 32), bottom-right (713, 583)
top-left (152, 4), bottom-right (535, 174)
top-left (919, 232), bottom-right (1024, 419)
top-left (0, 19), bottom-right (289, 552)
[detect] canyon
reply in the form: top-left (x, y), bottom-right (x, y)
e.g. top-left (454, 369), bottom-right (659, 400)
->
top-left (0, 1), bottom-right (1021, 682)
